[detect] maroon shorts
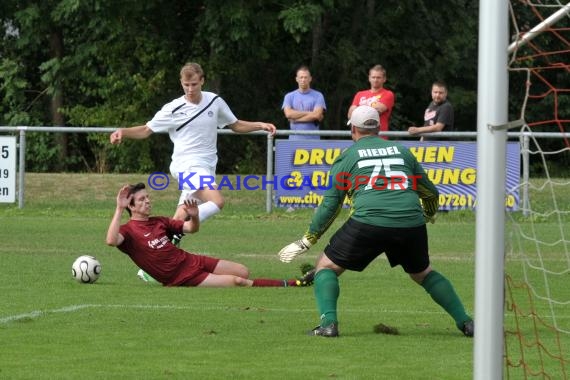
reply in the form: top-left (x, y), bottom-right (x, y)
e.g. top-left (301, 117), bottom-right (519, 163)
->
top-left (175, 254), bottom-right (220, 286)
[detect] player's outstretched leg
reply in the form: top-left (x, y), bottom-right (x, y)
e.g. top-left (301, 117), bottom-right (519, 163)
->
top-left (252, 267), bottom-right (316, 287)
top-left (420, 270), bottom-right (474, 337)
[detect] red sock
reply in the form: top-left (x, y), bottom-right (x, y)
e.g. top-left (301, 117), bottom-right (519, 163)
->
top-left (252, 278), bottom-right (293, 287)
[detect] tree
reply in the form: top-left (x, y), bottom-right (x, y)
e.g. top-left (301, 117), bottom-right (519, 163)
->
top-left (1, 0), bottom-right (483, 174)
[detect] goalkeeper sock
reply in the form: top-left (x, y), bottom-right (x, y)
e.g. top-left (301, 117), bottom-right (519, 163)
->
top-left (314, 269), bottom-right (339, 327)
top-left (198, 201), bottom-right (221, 222)
top-left (421, 270), bottom-right (471, 329)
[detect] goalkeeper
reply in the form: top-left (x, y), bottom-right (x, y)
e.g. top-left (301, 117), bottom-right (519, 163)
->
top-left (278, 105), bottom-right (473, 337)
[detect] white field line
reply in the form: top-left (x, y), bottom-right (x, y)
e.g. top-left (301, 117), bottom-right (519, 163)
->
top-left (0, 304), bottom-right (91, 324)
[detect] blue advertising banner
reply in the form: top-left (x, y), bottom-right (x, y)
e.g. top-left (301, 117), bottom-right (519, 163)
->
top-left (274, 140), bottom-right (520, 211)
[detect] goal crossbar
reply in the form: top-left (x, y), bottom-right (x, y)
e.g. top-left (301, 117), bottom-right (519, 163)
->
top-left (508, 2), bottom-right (570, 54)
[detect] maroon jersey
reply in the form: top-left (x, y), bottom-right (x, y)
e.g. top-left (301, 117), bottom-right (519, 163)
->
top-left (118, 217), bottom-right (217, 286)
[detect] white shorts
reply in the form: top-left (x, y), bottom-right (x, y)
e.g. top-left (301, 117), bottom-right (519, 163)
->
top-left (171, 166), bottom-right (218, 206)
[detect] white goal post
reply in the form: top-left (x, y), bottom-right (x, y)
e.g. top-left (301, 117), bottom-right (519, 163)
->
top-left (474, 1), bottom-right (509, 379)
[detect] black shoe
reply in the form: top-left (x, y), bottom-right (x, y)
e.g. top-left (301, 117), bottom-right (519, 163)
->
top-left (171, 233), bottom-right (184, 247)
top-left (308, 323), bottom-right (339, 337)
top-left (295, 267), bottom-right (316, 287)
top-left (461, 320), bottom-right (474, 337)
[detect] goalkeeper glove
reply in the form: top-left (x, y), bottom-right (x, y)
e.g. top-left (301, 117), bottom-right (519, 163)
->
top-left (278, 236), bottom-right (312, 263)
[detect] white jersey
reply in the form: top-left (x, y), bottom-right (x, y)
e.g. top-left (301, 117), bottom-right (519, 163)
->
top-left (147, 92), bottom-right (238, 173)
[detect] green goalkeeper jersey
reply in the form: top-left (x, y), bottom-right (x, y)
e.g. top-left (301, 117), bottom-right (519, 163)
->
top-left (306, 136), bottom-right (439, 242)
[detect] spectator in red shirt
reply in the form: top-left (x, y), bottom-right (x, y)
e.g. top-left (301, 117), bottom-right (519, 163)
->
top-left (348, 64), bottom-right (395, 138)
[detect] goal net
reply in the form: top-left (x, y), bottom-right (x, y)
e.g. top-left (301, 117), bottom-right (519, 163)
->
top-left (505, 1), bottom-right (570, 378)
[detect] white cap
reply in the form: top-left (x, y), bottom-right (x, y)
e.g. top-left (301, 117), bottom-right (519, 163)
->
top-left (347, 105), bottom-right (380, 129)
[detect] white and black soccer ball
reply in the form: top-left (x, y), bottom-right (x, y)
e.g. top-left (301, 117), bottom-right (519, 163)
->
top-left (71, 255), bottom-right (102, 284)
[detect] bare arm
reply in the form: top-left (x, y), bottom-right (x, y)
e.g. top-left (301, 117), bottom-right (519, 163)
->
top-left (348, 102), bottom-right (387, 118)
top-left (373, 102), bottom-right (389, 114)
top-left (408, 122), bottom-right (445, 136)
top-left (284, 107), bottom-right (324, 122)
top-left (105, 185), bottom-right (131, 246)
top-left (181, 199), bottom-right (200, 234)
top-left (110, 125), bottom-right (153, 144)
top-left (229, 120), bottom-right (277, 135)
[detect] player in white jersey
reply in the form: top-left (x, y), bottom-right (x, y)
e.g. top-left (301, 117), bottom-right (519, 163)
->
top-left (110, 62), bottom-right (276, 226)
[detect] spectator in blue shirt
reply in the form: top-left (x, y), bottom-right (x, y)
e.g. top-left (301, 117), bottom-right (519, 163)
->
top-left (282, 66), bottom-right (327, 140)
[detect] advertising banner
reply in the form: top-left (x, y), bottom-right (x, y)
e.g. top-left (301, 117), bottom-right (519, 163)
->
top-left (274, 140), bottom-right (520, 211)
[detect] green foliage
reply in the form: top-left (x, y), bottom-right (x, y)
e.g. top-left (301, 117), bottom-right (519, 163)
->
top-left (0, 0), bottom-right (566, 173)
top-left (278, 2), bottom-right (323, 43)
top-left (0, 59), bottom-right (38, 125)
top-left (24, 133), bottom-right (60, 172)
top-left (219, 135), bottom-right (268, 174)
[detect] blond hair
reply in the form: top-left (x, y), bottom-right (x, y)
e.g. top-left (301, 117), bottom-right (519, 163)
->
top-left (180, 62), bottom-right (204, 80)
top-left (369, 64), bottom-right (386, 77)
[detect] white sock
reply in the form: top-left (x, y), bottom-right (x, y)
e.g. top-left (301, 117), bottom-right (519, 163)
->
top-left (198, 201), bottom-right (221, 222)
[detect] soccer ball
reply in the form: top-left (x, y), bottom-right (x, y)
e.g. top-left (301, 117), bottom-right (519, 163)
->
top-left (71, 255), bottom-right (102, 284)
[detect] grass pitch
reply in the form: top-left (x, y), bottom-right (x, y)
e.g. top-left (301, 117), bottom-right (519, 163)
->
top-left (0, 173), bottom-right (566, 379)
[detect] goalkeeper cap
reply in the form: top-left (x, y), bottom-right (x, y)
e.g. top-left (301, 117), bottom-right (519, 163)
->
top-left (347, 105), bottom-right (380, 129)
